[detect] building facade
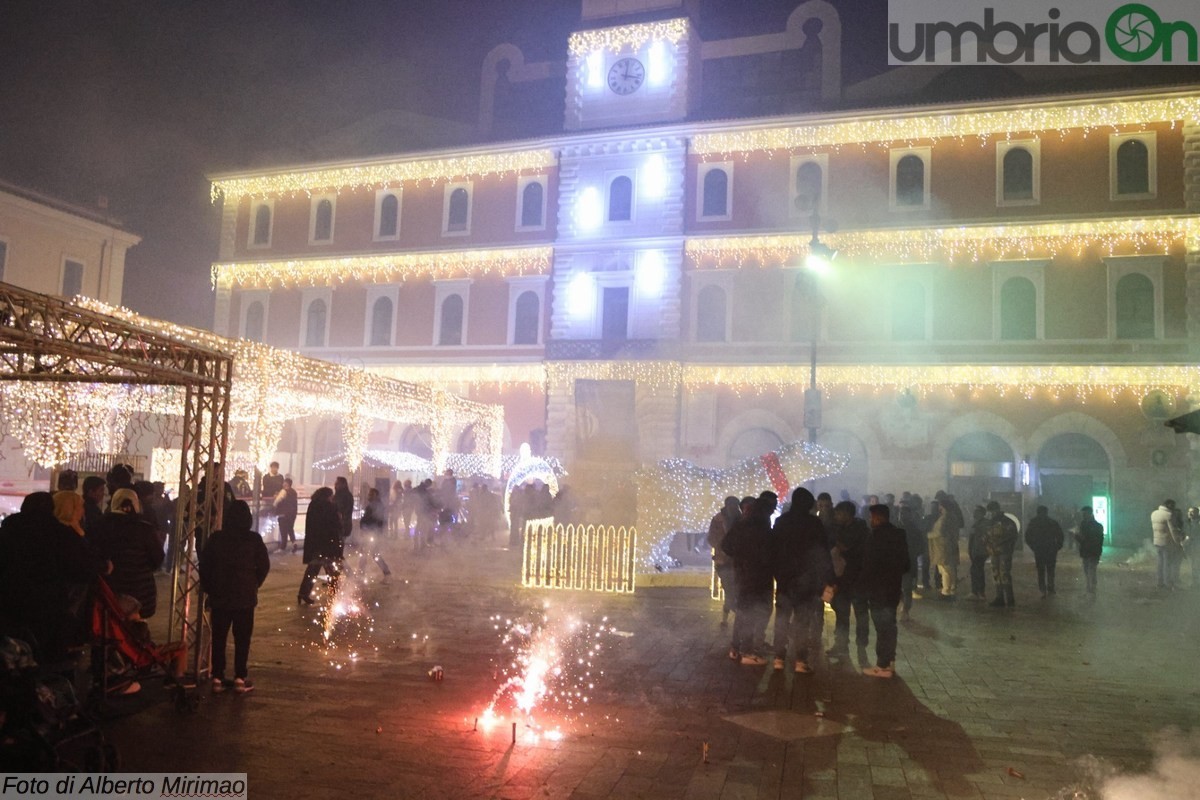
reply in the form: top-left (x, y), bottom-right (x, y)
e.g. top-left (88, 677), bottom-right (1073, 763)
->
top-left (209, 0), bottom-right (1200, 546)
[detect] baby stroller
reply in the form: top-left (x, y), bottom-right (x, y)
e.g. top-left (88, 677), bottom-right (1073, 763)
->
top-left (90, 580), bottom-right (189, 709)
top-left (0, 636), bottom-right (117, 771)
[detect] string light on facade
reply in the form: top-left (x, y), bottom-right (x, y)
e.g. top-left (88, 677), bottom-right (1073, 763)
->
top-left (212, 246), bottom-right (553, 290)
top-left (211, 149), bottom-right (556, 202)
top-left (685, 216), bottom-right (1200, 268)
top-left (310, 448), bottom-right (567, 479)
top-left (692, 93), bottom-right (1200, 156)
top-left (567, 18), bottom-right (689, 56)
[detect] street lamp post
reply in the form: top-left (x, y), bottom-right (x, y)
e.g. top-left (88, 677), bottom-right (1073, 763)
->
top-left (803, 205), bottom-right (836, 447)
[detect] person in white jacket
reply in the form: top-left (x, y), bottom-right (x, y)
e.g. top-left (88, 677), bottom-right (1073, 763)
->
top-left (1150, 500), bottom-right (1185, 590)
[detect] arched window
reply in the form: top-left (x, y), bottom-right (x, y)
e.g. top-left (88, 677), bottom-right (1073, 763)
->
top-left (1002, 148), bottom-right (1034, 202)
top-left (1115, 272), bottom-right (1155, 339)
top-left (305, 299), bottom-right (327, 347)
top-left (701, 169), bottom-right (728, 218)
top-left (695, 284), bottom-right (727, 342)
top-left (438, 294), bottom-right (464, 345)
top-left (891, 280), bottom-right (926, 340)
top-left (513, 290), bottom-right (540, 344)
top-left (794, 161), bottom-right (823, 214)
top-left (895, 154), bottom-right (925, 207)
top-left (520, 182), bottom-right (544, 228)
top-left (1116, 139), bottom-right (1150, 196)
top-left (313, 199), bottom-right (333, 241)
top-left (999, 277), bottom-right (1036, 340)
top-left (252, 204), bottom-right (271, 246)
top-left (369, 296), bottom-right (393, 346)
top-left (244, 301), bottom-right (264, 342)
top-left (447, 188), bottom-right (469, 232)
top-left (378, 194), bottom-right (399, 238)
top-left (608, 175), bottom-right (633, 222)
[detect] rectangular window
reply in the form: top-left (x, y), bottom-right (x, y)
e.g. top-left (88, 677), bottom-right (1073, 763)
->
top-left (697, 162), bottom-right (733, 222)
top-left (516, 177), bottom-right (547, 231)
top-left (601, 286), bottom-right (630, 340)
top-left (62, 259), bottom-right (84, 297)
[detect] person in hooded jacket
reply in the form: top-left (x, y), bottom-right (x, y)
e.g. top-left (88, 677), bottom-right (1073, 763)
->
top-left (722, 491), bottom-right (777, 665)
top-left (333, 476), bottom-right (355, 541)
top-left (297, 487), bottom-right (343, 605)
top-left (200, 500), bottom-right (270, 694)
top-left (859, 504), bottom-right (910, 678)
top-left (91, 488), bottom-right (164, 618)
top-left (771, 488), bottom-right (834, 673)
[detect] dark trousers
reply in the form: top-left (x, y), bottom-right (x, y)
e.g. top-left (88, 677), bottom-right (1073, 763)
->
top-left (1033, 552), bottom-right (1058, 593)
top-left (298, 558), bottom-right (340, 599)
top-left (772, 593), bottom-right (823, 662)
top-left (969, 555), bottom-right (988, 596)
top-left (211, 607), bottom-right (254, 680)
top-left (832, 591), bottom-right (869, 648)
top-left (731, 592), bottom-right (771, 654)
top-left (868, 599), bottom-right (898, 669)
top-left (278, 515), bottom-right (296, 549)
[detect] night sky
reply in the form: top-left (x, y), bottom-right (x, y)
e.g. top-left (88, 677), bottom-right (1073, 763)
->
top-left (0, 0), bottom-right (944, 328)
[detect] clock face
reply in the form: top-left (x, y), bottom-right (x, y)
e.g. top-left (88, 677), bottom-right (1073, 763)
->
top-left (607, 57), bottom-right (645, 95)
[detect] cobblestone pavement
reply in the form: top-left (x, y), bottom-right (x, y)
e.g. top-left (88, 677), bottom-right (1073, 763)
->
top-left (108, 540), bottom-right (1200, 799)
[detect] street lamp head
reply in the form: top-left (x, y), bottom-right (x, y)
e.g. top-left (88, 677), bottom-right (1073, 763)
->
top-left (805, 240), bottom-right (837, 275)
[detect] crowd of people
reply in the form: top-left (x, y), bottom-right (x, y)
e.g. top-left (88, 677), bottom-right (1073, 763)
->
top-left (706, 487), bottom-right (1113, 679)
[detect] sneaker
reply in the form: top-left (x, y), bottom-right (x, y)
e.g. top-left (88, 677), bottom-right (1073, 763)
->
top-left (211, 677), bottom-right (226, 694)
top-left (233, 678), bottom-right (255, 694)
top-left (739, 653), bottom-right (767, 666)
top-left (728, 648), bottom-right (740, 661)
top-left (911, 591), bottom-right (925, 600)
top-left (794, 660), bottom-right (813, 674)
top-left (862, 665), bottom-right (894, 679)
top-left (773, 657), bottom-right (785, 671)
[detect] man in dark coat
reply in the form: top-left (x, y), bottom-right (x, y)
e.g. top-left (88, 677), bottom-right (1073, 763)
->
top-left (860, 504), bottom-right (910, 678)
top-left (200, 500), bottom-right (270, 693)
top-left (333, 477), bottom-right (355, 540)
top-left (1076, 506), bottom-right (1104, 595)
top-left (828, 500), bottom-right (870, 656)
top-left (722, 491), bottom-right (777, 665)
top-left (298, 487), bottom-right (342, 605)
top-left (0, 493), bottom-right (106, 662)
top-left (1024, 505), bottom-right (1064, 598)
top-left (82, 476), bottom-right (106, 537)
top-left (771, 488), bottom-right (834, 673)
top-left (275, 478), bottom-right (299, 553)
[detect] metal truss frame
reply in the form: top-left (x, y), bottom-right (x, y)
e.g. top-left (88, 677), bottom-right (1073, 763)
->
top-left (0, 282), bottom-right (232, 683)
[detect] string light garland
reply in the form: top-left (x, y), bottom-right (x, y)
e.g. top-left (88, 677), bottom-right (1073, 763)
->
top-left (567, 18), bottom-right (689, 56)
top-left (310, 448), bottom-right (567, 480)
top-left (211, 149), bottom-right (556, 202)
top-left (692, 93), bottom-right (1200, 156)
top-left (686, 216), bottom-right (1200, 268)
top-left (369, 363), bottom-right (546, 389)
top-left (636, 441), bottom-right (848, 569)
top-left (212, 246), bottom-right (554, 290)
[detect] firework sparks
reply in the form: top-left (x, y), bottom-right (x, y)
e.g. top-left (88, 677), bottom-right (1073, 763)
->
top-left (479, 607), bottom-right (615, 743)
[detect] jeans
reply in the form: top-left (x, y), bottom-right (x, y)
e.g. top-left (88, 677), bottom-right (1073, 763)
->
top-left (900, 572), bottom-right (915, 612)
top-left (353, 532), bottom-right (391, 577)
top-left (211, 607), bottom-right (254, 680)
top-left (868, 599), bottom-right (898, 669)
top-left (1157, 545), bottom-right (1170, 587)
top-left (714, 563), bottom-right (737, 615)
top-left (298, 557), bottom-right (341, 599)
top-left (1168, 548), bottom-right (1183, 587)
top-left (1033, 552), bottom-right (1057, 593)
top-left (773, 593), bottom-right (823, 662)
top-left (917, 554), bottom-right (930, 588)
top-left (732, 592), bottom-right (771, 655)
top-left (277, 514), bottom-right (296, 549)
top-left (969, 555), bottom-right (988, 596)
top-left (831, 591), bottom-right (869, 648)
top-left (1081, 557), bottom-right (1098, 593)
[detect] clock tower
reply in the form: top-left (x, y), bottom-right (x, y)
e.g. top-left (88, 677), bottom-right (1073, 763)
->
top-left (564, 8), bottom-right (699, 130)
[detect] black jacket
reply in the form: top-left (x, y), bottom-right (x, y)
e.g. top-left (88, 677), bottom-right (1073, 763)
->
top-left (91, 511), bottom-right (165, 617)
top-left (333, 488), bottom-right (355, 538)
top-left (303, 497), bottom-right (344, 563)
top-left (1024, 515), bottom-right (1064, 556)
top-left (722, 514), bottom-right (775, 599)
top-left (200, 526), bottom-right (270, 610)
top-left (772, 510), bottom-right (833, 600)
top-left (833, 517), bottom-right (870, 595)
top-left (859, 523), bottom-right (911, 605)
top-left (1077, 518), bottom-right (1104, 560)
top-left (0, 511), bottom-right (105, 659)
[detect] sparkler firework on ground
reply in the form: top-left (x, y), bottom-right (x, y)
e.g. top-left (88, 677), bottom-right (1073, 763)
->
top-left (477, 605), bottom-right (616, 743)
